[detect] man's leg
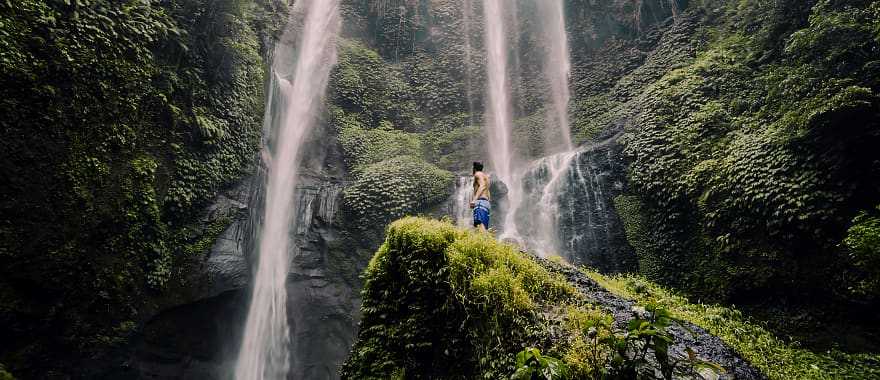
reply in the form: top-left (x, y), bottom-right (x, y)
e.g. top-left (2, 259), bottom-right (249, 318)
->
top-left (474, 206), bottom-right (489, 232)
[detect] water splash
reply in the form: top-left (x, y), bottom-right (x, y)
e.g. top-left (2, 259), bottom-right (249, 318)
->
top-left (453, 176), bottom-right (475, 227)
top-left (486, 134), bottom-right (632, 272)
top-left (530, 151), bottom-right (578, 256)
top-left (235, 1), bottom-right (340, 379)
top-left (537, 0), bottom-right (573, 151)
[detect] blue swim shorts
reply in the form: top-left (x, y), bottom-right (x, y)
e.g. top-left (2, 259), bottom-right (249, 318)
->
top-left (473, 198), bottom-right (490, 229)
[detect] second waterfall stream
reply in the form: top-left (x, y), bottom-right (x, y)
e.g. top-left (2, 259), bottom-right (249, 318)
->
top-left (235, 1), bottom-right (341, 379)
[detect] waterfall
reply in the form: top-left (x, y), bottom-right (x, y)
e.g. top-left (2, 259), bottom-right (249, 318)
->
top-left (462, 0), bottom-right (476, 123)
top-left (453, 176), bottom-right (475, 227)
top-left (514, 135), bottom-right (633, 269)
top-left (531, 151), bottom-right (578, 256)
top-left (235, 1), bottom-right (340, 379)
top-left (450, 134), bottom-right (633, 269)
top-left (482, 0), bottom-right (523, 241)
top-left (537, 0), bottom-right (573, 151)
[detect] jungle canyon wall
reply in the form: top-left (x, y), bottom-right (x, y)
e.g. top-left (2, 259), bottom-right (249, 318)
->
top-left (2, 0), bottom-right (880, 378)
top-left (0, 0), bottom-right (286, 377)
top-left (333, 0), bottom-right (880, 364)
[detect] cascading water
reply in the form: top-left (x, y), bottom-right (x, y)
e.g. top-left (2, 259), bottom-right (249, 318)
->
top-left (529, 151), bottom-right (578, 256)
top-left (537, 0), bottom-right (573, 152)
top-left (462, 0), bottom-right (476, 122)
top-left (451, 134), bottom-right (635, 271)
top-left (482, 0), bottom-right (523, 241)
top-left (235, 1), bottom-right (340, 379)
top-left (453, 176), bottom-right (475, 227)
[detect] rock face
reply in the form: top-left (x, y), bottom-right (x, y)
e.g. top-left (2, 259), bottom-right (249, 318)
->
top-left (129, 115), bottom-right (364, 379)
top-left (532, 254), bottom-right (765, 380)
top-left (129, 178), bottom-right (254, 379)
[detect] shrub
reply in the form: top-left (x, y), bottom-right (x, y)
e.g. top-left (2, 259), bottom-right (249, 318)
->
top-left (342, 157), bottom-right (454, 227)
top-left (843, 206), bottom-right (880, 299)
top-left (337, 125), bottom-right (422, 174)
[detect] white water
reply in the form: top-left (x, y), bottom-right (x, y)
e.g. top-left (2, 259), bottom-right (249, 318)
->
top-left (472, 0), bottom-right (577, 249)
top-left (462, 0), bottom-right (476, 121)
top-left (482, 0), bottom-right (513, 181)
top-left (537, 0), bottom-right (573, 151)
top-left (482, 0), bottom-right (524, 241)
top-left (235, 1), bottom-right (340, 379)
top-left (531, 151), bottom-right (578, 256)
top-left (453, 176), bottom-right (475, 228)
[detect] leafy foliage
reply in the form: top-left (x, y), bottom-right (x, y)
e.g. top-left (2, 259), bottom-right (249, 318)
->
top-left (843, 205), bottom-right (880, 299)
top-left (612, 0), bottom-right (880, 307)
top-left (328, 39), bottom-right (465, 226)
top-left (511, 348), bottom-right (568, 380)
top-left (0, 0), bottom-right (281, 375)
top-left (337, 124), bottom-right (422, 174)
top-left (329, 39), bottom-right (423, 132)
top-left (342, 157), bottom-right (454, 227)
top-left (561, 298), bottom-right (724, 380)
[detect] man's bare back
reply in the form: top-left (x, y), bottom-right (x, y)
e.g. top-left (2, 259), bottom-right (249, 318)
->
top-left (470, 162), bottom-right (491, 231)
top-left (471, 171), bottom-right (491, 206)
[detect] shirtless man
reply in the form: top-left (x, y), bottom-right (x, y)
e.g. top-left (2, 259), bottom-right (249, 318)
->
top-left (469, 161), bottom-right (491, 232)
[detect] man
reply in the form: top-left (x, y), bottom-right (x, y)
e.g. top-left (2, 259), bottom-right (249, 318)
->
top-left (470, 161), bottom-right (491, 232)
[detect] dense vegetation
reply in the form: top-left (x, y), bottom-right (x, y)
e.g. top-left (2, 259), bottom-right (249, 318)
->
top-left (339, 0), bottom-right (880, 328)
top-left (338, 0), bottom-right (880, 375)
top-left (328, 40), bottom-right (456, 228)
top-left (2, 0), bottom-right (879, 377)
top-left (345, 218), bottom-right (880, 379)
top-left (589, 0), bottom-right (880, 345)
top-left (0, 0), bottom-right (283, 376)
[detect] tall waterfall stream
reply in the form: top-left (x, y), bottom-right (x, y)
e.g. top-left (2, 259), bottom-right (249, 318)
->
top-left (235, 1), bottom-right (341, 379)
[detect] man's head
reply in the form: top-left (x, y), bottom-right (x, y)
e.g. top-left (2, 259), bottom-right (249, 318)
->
top-left (472, 161), bottom-right (483, 174)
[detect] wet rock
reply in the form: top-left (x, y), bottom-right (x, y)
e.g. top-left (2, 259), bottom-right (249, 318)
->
top-left (531, 254), bottom-right (766, 380)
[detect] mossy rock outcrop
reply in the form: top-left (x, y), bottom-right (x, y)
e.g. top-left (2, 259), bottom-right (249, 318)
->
top-left (341, 217), bottom-right (579, 379)
top-left (341, 218), bottom-right (766, 379)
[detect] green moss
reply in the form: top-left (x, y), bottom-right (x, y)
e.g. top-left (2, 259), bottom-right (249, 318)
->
top-left (581, 269), bottom-right (880, 380)
top-left (843, 205), bottom-right (880, 299)
top-left (342, 217), bottom-right (583, 379)
top-left (342, 157), bottom-right (454, 228)
top-left (337, 125), bottom-right (422, 173)
top-left (446, 232), bottom-right (577, 314)
top-left (612, 195), bottom-right (657, 278)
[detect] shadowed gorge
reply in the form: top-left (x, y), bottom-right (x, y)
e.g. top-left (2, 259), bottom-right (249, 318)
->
top-left (1, 0), bottom-right (880, 379)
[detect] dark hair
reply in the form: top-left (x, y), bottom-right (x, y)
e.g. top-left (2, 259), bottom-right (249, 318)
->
top-left (472, 161), bottom-right (483, 173)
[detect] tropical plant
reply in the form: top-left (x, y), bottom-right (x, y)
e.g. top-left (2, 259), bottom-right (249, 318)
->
top-left (511, 348), bottom-right (568, 380)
